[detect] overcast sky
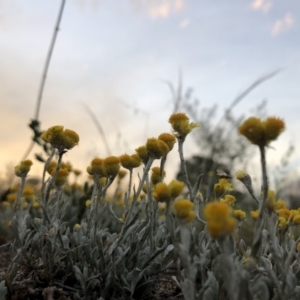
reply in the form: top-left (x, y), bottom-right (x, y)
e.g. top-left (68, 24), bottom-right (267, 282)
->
top-left (0, 0), bottom-right (299, 185)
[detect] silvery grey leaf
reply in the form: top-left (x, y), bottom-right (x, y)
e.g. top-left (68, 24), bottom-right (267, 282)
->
top-left (73, 265), bottom-right (85, 290)
top-left (61, 235), bottom-right (69, 249)
top-left (181, 278), bottom-right (195, 300)
top-left (200, 272), bottom-right (218, 300)
top-left (286, 267), bottom-right (297, 292)
top-left (0, 280), bottom-right (7, 299)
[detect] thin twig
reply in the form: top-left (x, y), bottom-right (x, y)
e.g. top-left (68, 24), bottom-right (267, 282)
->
top-left (21, 0), bottom-right (66, 162)
top-left (82, 104), bottom-right (111, 156)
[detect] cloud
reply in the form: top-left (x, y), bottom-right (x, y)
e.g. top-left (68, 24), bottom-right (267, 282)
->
top-left (251, 0), bottom-right (273, 13)
top-left (272, 13), bottom-right (295, 36)
top-left (131, 0), bottom-right (186, 19)
top-left (179, 18), bottom-right (190, 29)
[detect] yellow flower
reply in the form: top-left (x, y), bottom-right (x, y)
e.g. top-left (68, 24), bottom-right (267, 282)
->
top-left (168, 113), bottom-right (200, 139)
top-left (264, 117), bottom-right (285, 142)
top-left (15, 159), bottom-right (33, 177)
top-left (61, 161), bottom-right (72, 172)
top-left (158, 133), bottom-right (176, 151)
top-left (50, 227), bottom-right (57, 235)
top-left (173, 199), bottom-right (195, 222)
top-left (236, 170), bottom-right (249, 181)
top-left (206, 218), bottom-right (236, 239)
top-left (119, 154), bottom-right (141, 170)
top-left (103, 156), bottom-right (120, 178)
top-left (151, 167), bottom-right (166, 185)
top-left (204, 201), bottom-right (236, 238)
top-left (146, 138), bottom-right (169, 159)
top-left (238, 117), bottom-right (265, 145)
top-left (7, 193), bottom-right (17, 203)
top-left (274, 199), bottom-right (286, 210)
top-left (54, 168), bottom-right (69, 186)
top-left (277, 208), bottom-right (290, 220)
top-left (168, 180), bottom-right (185, 198)
top-left (233, 210), bottom-right (246, 221)
top-left (204, 202), bottom-right (232, 221)
top-left (238, 116), bottom-right (285, 146)
top-left (62, 129), bottom-right (80, 150)
top-left (41, 125), bottom-right (79, 151)
top-left (250, 210), bottom-right (259, 220)
top-left (87, 158), bottom-right (107, 177)
top-left (117, 170), bottom-right (127, 180)
top-left (153, 182), bottom-right (171, 203)
top-left (32, 200), bottom-right (40, 208)
top-left (278, 216), bottom-right (287, 230)
top-left (47, 161), bottom-right (57, 175)
top-left (220, 195), bottom-right (236, 206)
top-left (158, 202), bottom-right (166, 212)
top-left (23, 186), bottom-right (35, 202)
top-left (7, 220), bottom-right (12, 228)
top-left (292, 214), bottom-right (300, 225)
top-left (73, 169), bottom-right (82, 177)
top-left (1, 201), bottom-right (10, 209)
top-left (214, 178), bottom-right (233, 196)
top-left (34, 218), bottom-right (42, 225)
top-left (135, 145), bottom-right (149, 165)
top-left (74, 223), bottom-right (81, 231)
top-left (85, 199), bottom-right (92, 208)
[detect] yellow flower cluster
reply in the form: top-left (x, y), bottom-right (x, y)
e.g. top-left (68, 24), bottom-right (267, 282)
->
top-left (214, 178), bottom-right (233, 196)
top-left (238, 116), bottom-right (285, 146)
top-left (204, 202), bottom-right (236, 238)
top-left (119, 154), bottom-right (141, 170)
top-left (87, 156), bottom-right (120, 180)
top-left (220, 195), bottom-right (236, 206)
top-left (153, 180), bottom-right (185, 203)
top-left (41, 125), bottom-right (79, 151)
top-left (173, 199), bottom-right (195, 222)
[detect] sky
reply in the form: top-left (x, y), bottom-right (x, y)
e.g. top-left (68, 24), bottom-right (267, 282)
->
top-left (0, 0), bottom-right (299, 187)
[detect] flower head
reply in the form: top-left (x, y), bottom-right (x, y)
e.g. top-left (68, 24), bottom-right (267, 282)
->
top-left (158, 133), bottom-right (176, 151)
top-left (103, 156), bottom-right (120, 178)
top-left (119, 154), bottom-right (141, 170)
top-left (151, 166), bottom-right (166, 185)
top-left (54, 168), bottom-right (69, 186)
top-left (153, 182), bottom-right (171, 203)
top-left (135, 146), bottom-right (149, 165)
top-left (168, 180), bottom-right (185, 198)
top-left (220, 195), bottom-right (236, 206)
top-left (41, 125), bottom-right (79, 151)
top-left (87, 158), bottom-right (107, 178)
top-left (264, 117), bottom-right (285, 142)
top-left (238, 116), bottom-right (285, 146)
top-left (233, 209), bottom-right (246, 221)
top-left (169, 113), bottom-right (200, 139)
top-left (250, 210), bottom-right (259, 220)
top-left (146, 138), bottom-right (169, 159)
top-left (204, 201), bottom-right (236, 238)
top-left (173, 199), bottom-right (195, 222)
top-left (15, 159), bottom-right (33, 177)
top-left (214, 178), bottom-right (233, 196)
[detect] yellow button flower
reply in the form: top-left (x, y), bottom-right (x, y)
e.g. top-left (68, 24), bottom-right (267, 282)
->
top-left (169, 113), bottom-right (200, 139)
top-left (173, 199), bottom-right (195, 222)
top-left (15, 159), bottom-right (33, 177)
